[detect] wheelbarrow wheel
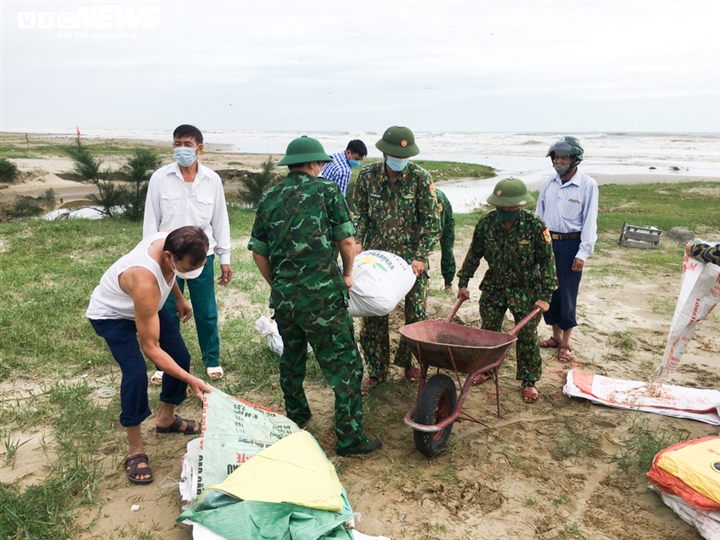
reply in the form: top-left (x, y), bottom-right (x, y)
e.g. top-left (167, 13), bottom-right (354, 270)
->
top-left (413, 374), bottom-right (457, 457)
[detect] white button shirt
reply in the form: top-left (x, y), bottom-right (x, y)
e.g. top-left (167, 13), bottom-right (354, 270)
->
top-left (536, 170), bottom-right (599, 261)
top-left (143, 162), bottom-right (231, 265)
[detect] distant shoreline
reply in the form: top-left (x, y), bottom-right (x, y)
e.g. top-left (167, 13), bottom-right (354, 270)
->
top-left (2, 131), bottom-right (719, 213)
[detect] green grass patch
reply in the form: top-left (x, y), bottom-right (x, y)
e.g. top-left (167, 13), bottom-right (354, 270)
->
top-left (608, 331), bottom-right (636, 352)
top-left (412, 160), bottom-right (496, 181)
top-left (553, 425), bottom-right (599, 458)
top-left (611, 416), bottom-right (689, 475)
top-left (597, 181), bottom-right (720, 233)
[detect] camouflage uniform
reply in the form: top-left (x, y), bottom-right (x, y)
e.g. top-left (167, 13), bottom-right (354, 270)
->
top-left (248, 171), bottom-right (368, 452)
top-left (435, 188), bottom-right (456, 287)
top-left (354, 161), bottom-right (440, 380)
top-left (457, 209), bottom-right (556, 386)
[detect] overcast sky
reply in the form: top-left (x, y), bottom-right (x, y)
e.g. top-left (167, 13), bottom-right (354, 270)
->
top-left (2, 1), bottom-right (719, 133)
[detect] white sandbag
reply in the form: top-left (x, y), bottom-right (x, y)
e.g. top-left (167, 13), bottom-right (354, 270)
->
top-left (255, 315), bottom-right (312, 356)
top-left (653, 252), bottom-right (720, 382)
top-left (255, 316), bottom-right (285, 355)
top-left (346, 250), bottom-right (416, 317)
top-left (649, 485), bottom-right (720, 540)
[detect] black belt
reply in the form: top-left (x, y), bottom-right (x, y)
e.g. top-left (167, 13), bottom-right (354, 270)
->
top-left (550, 231), bottom-right (581, 241)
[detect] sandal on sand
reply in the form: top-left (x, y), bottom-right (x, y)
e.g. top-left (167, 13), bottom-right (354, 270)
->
top-left (539, 337), bottom-right (561, 348)
top-left (362, 377), bottom-right (382, 394)
top-left (206, 366), bottom-right (224, 380)
top-left (156, 415), bottom-right (198, 435)
top-left (150, 370), bottom-right (164, 386)
top-left (523, 386), bottom-right (539, 404)
top-left (470, 371), bottom-right (493, 387)
top-left (404, 366), bottom-right (421, 383)
top-left (125, 453), bottom-right (153, 485)
top-left (556, 347), bottom-right (573, 363)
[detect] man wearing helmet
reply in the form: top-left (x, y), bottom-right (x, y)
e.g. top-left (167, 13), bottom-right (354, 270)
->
top-left (457, 178), bottom-right (555, 403)
top-left (248, 136), bottom-right (381, 456)
top-left (536, 136), bottom-right (599, 363)
top-left (353, 126), bottom-right (441, 391)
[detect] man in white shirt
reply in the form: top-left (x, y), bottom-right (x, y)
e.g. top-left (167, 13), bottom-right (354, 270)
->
top-left (535, 136), bottom-right (599, 363)
top-left (143, 125), bottom-right (232, 382)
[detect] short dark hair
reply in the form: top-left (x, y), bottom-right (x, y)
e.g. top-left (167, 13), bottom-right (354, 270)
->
top-left (164, 226), bottom-right (209, 266)
top-left (346, 139), bottom-right (367, 157)
top-left (173, 124), bottom-right (204, 145)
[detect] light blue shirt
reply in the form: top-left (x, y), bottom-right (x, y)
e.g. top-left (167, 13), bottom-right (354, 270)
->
top-left (536, 170), bottom-right (599, 261)
top-left (320, 151), bottom-right (352, 195)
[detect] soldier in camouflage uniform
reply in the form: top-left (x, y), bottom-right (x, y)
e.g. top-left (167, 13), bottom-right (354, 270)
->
top-left (248, 136), bottom-right (381, 456)
top-left (353, 126), bottom-right (440, 390)
top-left (434, 188), bottom-right (456, 293)
top-left (457, 178), bottom-right (556, 404)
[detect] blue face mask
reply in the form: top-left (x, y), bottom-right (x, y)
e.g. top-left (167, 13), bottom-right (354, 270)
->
top-left (174, 147), bottom-right (197, 167)
top-left (348, 159), bottom-right (361, 169)
top-left (386, 156), bottom-right (409, 172)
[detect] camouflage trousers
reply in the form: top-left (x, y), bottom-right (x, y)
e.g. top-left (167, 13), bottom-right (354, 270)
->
top-left (439, 237), bottom-right (456, 288)
top-left (479, 289), bottom-right (542, 387)
top-left (360, 272), bottom-right (428, 380)
top-left (274, 305), bottom-right (367, 451)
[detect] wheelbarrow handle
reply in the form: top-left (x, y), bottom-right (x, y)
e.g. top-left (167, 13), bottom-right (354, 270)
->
top-left (445, 296), bottom-right (466, 322)
top-left (508, 306), bottom-right (543, 336)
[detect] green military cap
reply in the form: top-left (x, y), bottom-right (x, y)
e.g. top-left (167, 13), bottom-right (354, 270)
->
top-left (486, 177), bottom-right (534, 207)
top-left (278, 136), bottom-right (333, 166)
top-left (375, 126), bottom-right (420, 158)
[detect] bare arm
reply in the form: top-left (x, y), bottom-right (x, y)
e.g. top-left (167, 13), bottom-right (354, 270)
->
top-left (338, 236), bottom-right (356, 290)
top-left (120, 268), bottom-right (210, 400)
top-left (252, 252), bottom-right (273, 286)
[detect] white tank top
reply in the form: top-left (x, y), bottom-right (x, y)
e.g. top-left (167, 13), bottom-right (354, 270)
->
top-left (86, 232), bottom-right (173, 320)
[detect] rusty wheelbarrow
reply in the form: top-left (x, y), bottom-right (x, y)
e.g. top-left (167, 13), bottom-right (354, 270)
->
top-left (400, 297), bottom-right (541, 457)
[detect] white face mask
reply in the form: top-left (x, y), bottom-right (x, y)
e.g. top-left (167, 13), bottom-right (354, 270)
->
top-left (172, 259), bottom-right (203, 280)
top-left (386, 156), bottom-right (409, 172)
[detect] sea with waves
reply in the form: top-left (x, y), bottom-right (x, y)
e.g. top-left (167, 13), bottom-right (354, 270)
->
top-left (23, 129), bottom-right (720, 213)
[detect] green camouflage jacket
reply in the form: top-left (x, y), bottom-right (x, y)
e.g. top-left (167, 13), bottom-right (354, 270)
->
top-left (353, 161), bottom-right (440, 265)
top-left (248, 172), bottom-right (355, 311)
top-left (457, 209), bottom-right (556, 301)
top-left (435, 188), bottom-right (455, 250)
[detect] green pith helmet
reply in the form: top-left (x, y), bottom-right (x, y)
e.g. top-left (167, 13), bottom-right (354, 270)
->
top-left (375, 126), bottom-right (420, 158)
top-left (486, 177), bottom-right (534, 207)
top-left (546, 136), bottom-right (584, 162)
top-left (277, 136), bottom-right (333, 166)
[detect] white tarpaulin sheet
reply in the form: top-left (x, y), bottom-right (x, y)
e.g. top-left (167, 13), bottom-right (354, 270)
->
top-left (653, 253), bottom-right (720, 382)
top-left (564, 369), bottom-right (720, 425)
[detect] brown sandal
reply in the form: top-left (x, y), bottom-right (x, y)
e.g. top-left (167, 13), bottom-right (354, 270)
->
top-left (125, 453), bottom-right (153, 484)
top-left (556, 347), bottom-right (573, 363)
top-left (404, 366), bottom-right (421, 383)
top-left (155, 415), bottom-right (198, 435)
top-left (470, 371), bottom-right (493, 386)
top-left (539, 337), bottom-right (561, 348)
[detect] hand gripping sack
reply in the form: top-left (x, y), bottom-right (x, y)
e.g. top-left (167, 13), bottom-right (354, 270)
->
top-left (347, 250), bottom-right (416, 317)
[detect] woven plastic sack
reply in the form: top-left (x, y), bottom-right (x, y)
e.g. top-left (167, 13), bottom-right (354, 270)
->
top-left (255, 316), bottom-right (311, 356)
top-left (346, 250), bottom-right (416, 317)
